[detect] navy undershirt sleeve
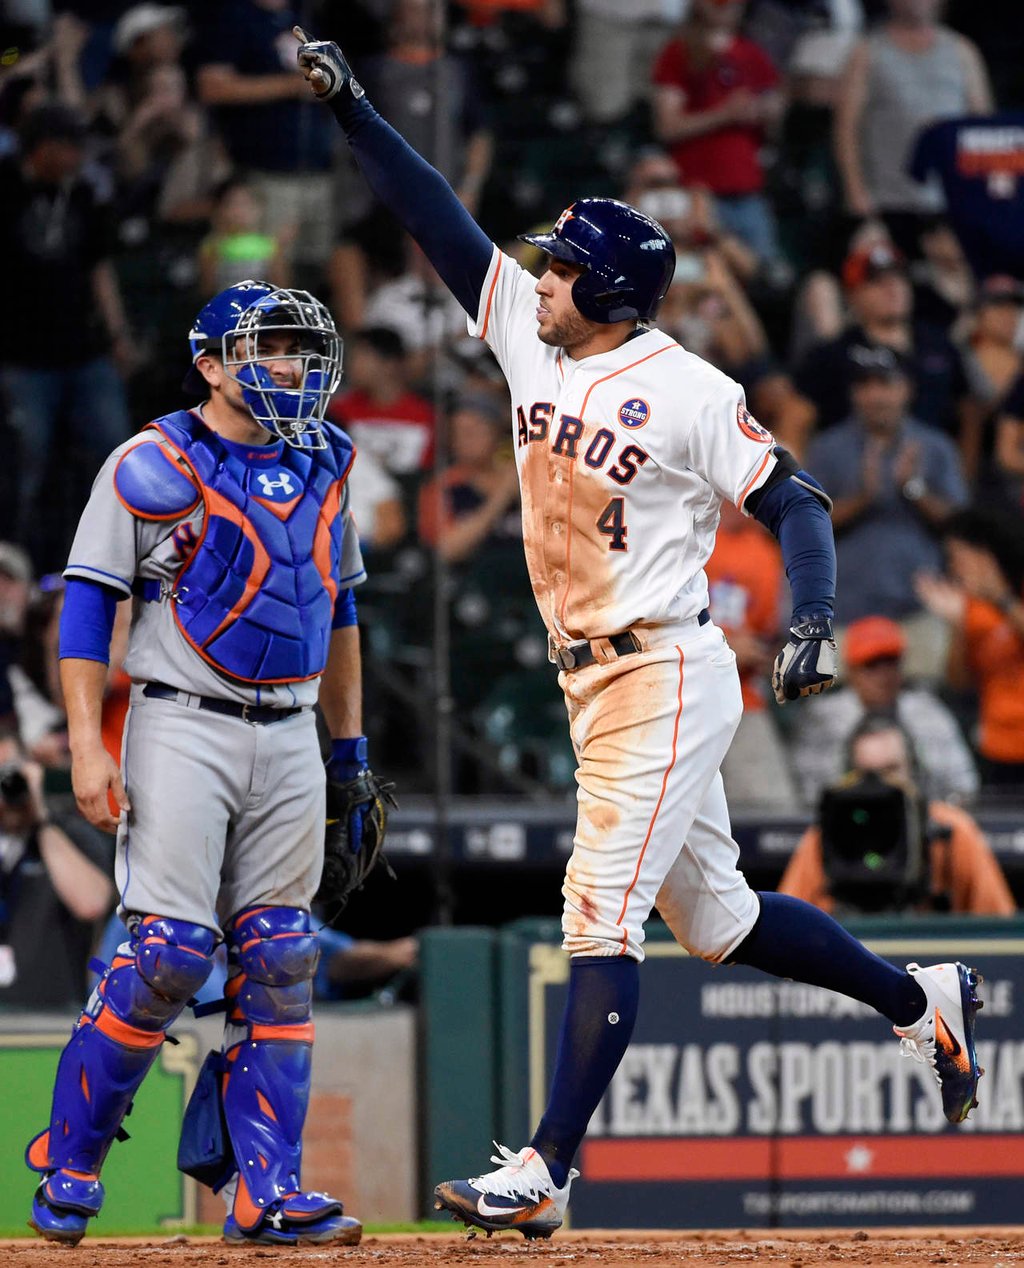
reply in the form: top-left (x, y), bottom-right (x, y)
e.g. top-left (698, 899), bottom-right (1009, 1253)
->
top-left (751, 478), bottom-right (836, 621)
top-left (331, 585), bottom-right (358, 629)
top-left (330, 94), bottom-right (494, 316)
top-left (59, 577), bottom-right (119, 663)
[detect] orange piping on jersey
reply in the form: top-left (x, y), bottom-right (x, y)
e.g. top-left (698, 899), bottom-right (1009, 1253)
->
top-left (579, 343), bottom-right (674, 417)
top-left (615, 645), bottom-right (685, 954)
top-left (556, 350), bottom-right (564, 382)
top-left (737, 450), bottom-right (773, 511)
top-left (250, 1023), bottom-right (315, 1044)
top-left (479, 254), bottom-right (503, 341)
top-left (558, 460), bottom-right (576, 629)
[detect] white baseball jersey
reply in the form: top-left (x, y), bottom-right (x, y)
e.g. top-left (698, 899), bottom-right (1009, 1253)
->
top-left (469, 246), bottom-right (780, 648)
top-left (468, 245), bottom-right (779, 963)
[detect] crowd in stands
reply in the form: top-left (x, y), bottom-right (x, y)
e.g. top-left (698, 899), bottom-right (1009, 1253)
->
top-left (1, 0), bottom-right (1024, 994)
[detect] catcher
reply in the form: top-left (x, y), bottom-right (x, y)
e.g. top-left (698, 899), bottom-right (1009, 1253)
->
top-left (24, 280), bottom-right (393, 1246)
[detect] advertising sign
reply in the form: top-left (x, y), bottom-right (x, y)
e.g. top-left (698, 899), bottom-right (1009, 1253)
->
top-left (529, 937), bottom-right (1024, 1227)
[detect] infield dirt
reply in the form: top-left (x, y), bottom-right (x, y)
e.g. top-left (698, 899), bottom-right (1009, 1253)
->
top-left (3, 1227), bottom-right (1023, 1268)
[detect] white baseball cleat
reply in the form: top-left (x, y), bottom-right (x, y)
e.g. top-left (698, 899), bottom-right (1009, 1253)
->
top-left (893, 962), bottom-right (984, 1124)
top-left (434, 1143), bottom-right (579, 1239)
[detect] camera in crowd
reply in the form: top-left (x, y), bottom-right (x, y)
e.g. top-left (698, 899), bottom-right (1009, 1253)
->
top-left (0, 761), bottom-right (30, 809)
top-left (819, 770), bottom-right (951, 914)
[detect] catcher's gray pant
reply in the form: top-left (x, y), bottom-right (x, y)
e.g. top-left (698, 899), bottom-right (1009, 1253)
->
top-left (115, 684), bottom-right (325, 933)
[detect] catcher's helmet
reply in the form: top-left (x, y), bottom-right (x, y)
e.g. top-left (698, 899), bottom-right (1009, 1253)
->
top-left (519, 198), bottom-right (676, 324)
top-left (184, 280), bottom-right (343, 449)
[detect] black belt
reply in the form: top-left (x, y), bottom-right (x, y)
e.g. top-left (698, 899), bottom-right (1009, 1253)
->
top-left (551, 609), bottom-right (710, 672)
top-left (142, 682), bottom-right (308, 725)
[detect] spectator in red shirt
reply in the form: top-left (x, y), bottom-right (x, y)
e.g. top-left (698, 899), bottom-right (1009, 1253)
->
top-left (652, 0), bottom-right (785, 264)
top-left (327, 326), bottom-right (435, 476)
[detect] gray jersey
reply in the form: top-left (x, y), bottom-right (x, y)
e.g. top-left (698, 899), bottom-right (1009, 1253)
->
top-left (65, 430), bottom-right (366, 706)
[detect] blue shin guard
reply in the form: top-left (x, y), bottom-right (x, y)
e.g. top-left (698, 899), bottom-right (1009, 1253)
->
top-left (204, 906), bottom-right (358, 1244)
top-left (27, 916), bottom-right (215, 1243)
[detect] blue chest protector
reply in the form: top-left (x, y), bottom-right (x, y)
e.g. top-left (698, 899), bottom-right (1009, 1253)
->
top-left (141, 411), bottom-right (353, 684)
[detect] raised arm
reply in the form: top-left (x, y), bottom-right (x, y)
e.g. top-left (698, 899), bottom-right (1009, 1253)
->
top-left (294, 28), bottom-right (494, 317)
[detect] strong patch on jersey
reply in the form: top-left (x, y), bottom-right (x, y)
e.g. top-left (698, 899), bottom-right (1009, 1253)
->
top-left (617, 398), bottom-right (651, 429)
top-left (737, 403), bottom-right (774, 445)
top-left (114, 441), bottom-right (200, 520)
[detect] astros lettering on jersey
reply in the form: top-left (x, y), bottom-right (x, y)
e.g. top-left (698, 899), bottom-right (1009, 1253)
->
top-left (470, 247), bottom-right (778, 649)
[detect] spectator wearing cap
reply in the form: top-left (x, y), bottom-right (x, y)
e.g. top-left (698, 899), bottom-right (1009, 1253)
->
top-left (833, 0), bottom-right (992, 258)
top-left (651, 0), bottom-right (786, 264)
top-left (0, 102), bottom-right (131, 559)
top-left (794, 240), bottom-right (972, 440)
top-left (805, 342), bottom-right (968, 672)
top-left (94, 5), bottom-right (188, 131)
top-left (790, 614), bottom-right (979, 810)
top-left (327, 326), bottom-right (436, 478)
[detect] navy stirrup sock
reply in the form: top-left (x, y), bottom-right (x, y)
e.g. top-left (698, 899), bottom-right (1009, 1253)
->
top-left (530, 956), bottom-right (639, 1188)
top-left (730, 892), bottom-right (926, 1025)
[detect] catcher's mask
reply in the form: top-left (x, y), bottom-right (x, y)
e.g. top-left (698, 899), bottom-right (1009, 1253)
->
top-left (184, 280), bottom-right (343, 450)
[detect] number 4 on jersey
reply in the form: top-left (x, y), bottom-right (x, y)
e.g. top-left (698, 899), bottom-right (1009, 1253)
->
top-left (597, 497), bottom-right (628, 551)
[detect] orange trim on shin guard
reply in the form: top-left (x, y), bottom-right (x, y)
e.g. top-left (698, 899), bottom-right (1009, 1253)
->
top-left (27, 1131), bottom-right (51, 1170)
top-left (88, 1011), bottom-right (165, 1050)
top-left (249, 1022), bottom-right (315, 1044)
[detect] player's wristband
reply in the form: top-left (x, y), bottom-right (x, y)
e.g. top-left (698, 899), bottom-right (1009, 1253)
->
top-left (329, 740), bottom-right (364, 765)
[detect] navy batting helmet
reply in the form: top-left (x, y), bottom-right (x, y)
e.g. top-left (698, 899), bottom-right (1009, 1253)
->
top-left (519, 198), bottom-right (676, 324)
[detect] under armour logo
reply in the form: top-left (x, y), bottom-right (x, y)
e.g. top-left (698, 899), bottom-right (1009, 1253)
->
top-left (553, 204), bottom-right (576, 234)
top-left (267, 1210), bottom-right (284, 1230)
top-left (256, 471), bottom-right (296, 497)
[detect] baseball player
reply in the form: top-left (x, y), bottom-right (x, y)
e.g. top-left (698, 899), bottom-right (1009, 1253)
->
top-left (24, 281), bottom-right (371, 1247)
top-left (293, 31), bottom-right (984, 1240)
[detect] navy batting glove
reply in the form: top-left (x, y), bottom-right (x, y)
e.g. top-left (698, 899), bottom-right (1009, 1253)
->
top-left (293, 26), bottom-right (363, 102)
top-left (328, 736), bottom-right (370, 851)
top-left (772, 615), bottom-right (839, 704)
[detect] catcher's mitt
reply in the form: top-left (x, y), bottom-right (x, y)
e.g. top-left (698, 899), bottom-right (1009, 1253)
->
top-left (317, 765), bottom-right (398, 907)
